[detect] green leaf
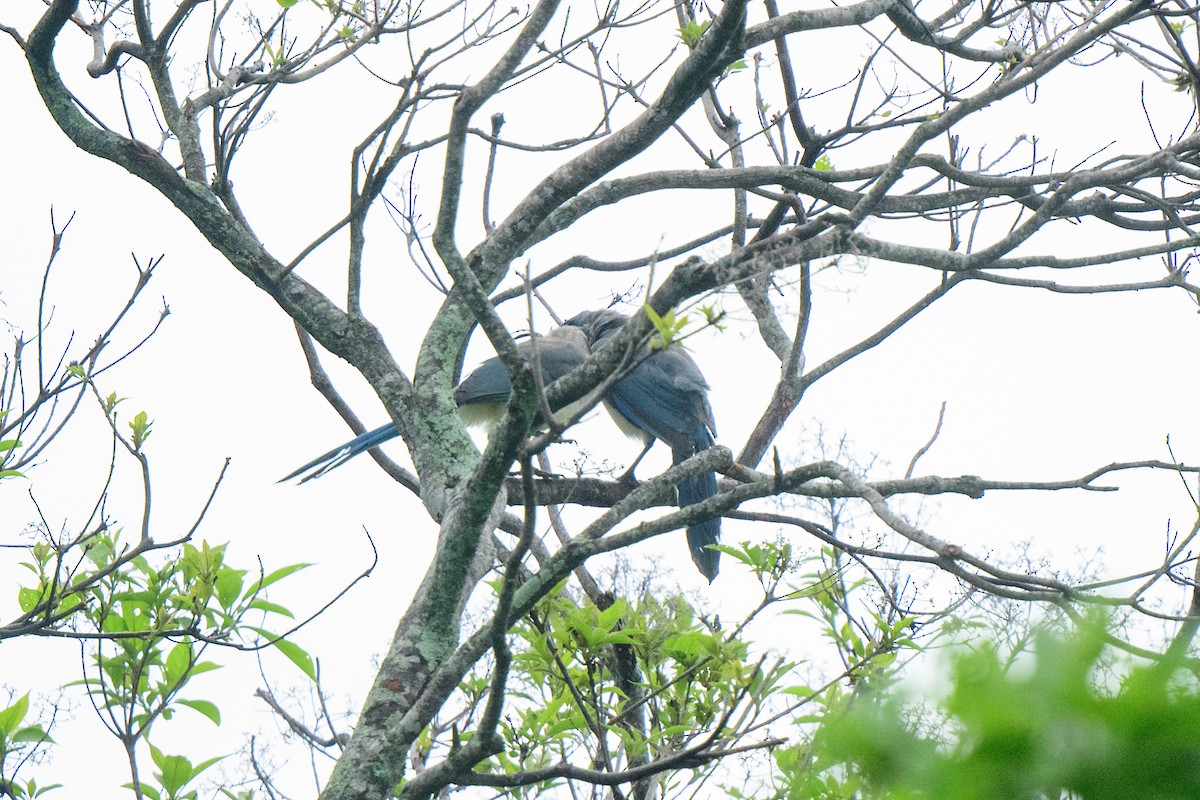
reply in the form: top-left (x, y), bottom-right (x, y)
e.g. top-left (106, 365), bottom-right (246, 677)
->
top-left (276, 0), bottom-right (300, 6)
top-left (678, 19), bottom-right (710, 47)
top-left (873, 650), bottom-right (897, 670)
top-left (123, 783), bottom-right (161, 800)
top-left (85, 536), bottom-right (115, 566)
top-left (118, 597), bottom-right (152, 632)
top-left (248, 599), bottom-right (295, 618)
top-left (251, 628), bottom-right (317, 681)
top-left (0, 694), bottom-right (30, 736)
top-left (177, 698), bottom-right (221, 726)
top-left (12, 724), bottom-right (53, 744)
top-left (249, 562), bottom-right (312, 594)
top-left (22, 778), bottom-right (64, 798)
top-left (0, 438), bottom-right (22, 453)
top-left (150, 745), bottom-right (192, 796)
top-left (663, 630), bottom-right (717, 662)
top-left (190, 754), bottom-right (226, 780)
top-left (17, 587), bottom-right (43, 613)
top-left (188, 661), bottom-right (223, 678)
top-left (100, 610), bottom-right (128, 634)
top-left (656, 724), bottom-right (694, 738)
top-left (129, 410), bottom-right (153, 449)
top-left (214, 567), bottom-right (246, 609)
top-left (274, 637), bottom-right (317, 681)
top-left (642, 305), bottom-right (689, 350)
top-left (644, 305), bottom-right (667, 334)
top-left (164, 641), bottom-right (193, 686)
top-left (597, 598), bottom-right (629, 629)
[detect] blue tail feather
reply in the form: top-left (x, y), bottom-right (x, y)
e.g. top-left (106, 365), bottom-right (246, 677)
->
top-left (674, 443), bottom-right (720, 582)
top-left (279, 423), bottom-right (398, 483)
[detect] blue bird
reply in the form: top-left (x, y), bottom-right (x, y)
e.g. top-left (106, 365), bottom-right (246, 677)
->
top-left (280, 324), bottom-right (591, 483)
top-left (564, 309), bottom-right (721, 582)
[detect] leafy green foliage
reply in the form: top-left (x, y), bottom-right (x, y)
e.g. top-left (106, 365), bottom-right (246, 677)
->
top-left (812, 620), bottom-right (1200, 800)
top-left (0, 229), bottom-right (308, 797)
top-left (644, 304), bottom-right (724, 351)
top-left (128, 410), bottom-right (153, 450)
top-left (677, 18), bottom-right (744, 78)
top-left (126, 745), bottom-right (224, 800)
top-left (677, 20), bottom-right (709, 48)
top-left (462, 582), bottom-right (762, 787)
top-left (0, 777), bottom-right (62, 800)
top-left (250, 626), bottom-right (318, 681)
top-left (50, 535), bottom-right (305, 733)
top-left (0, 407), bottom-right (25, 479)
top-left (643, 305), bottom-right (689, 350)
top-left (432, 543), bottom-right (905, 797)
top-left (0, 693), bottom-right (57, 799)
top-left (14, 524), bottom-right (309, 794)
top-left (102, 391), bottom-right (123, 415)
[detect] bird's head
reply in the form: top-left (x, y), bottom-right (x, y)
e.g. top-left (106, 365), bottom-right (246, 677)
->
top-left (563, 308), bottom-right (629, 347)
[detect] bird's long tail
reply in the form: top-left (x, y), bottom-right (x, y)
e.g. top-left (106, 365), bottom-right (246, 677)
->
top-left (279, 423), bottom-right (398, 484)
top-left (674, 443), bottom-right (721, 582)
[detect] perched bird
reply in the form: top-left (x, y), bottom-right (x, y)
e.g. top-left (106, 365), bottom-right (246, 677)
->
top-left (453, 325), bottom-right (592, 429)
top-left (280, 324), bottom-right (591, 483)
top-left (283, 310), bottom-right (722, 582)
top-left (564, 309), bottom-right (721, 582)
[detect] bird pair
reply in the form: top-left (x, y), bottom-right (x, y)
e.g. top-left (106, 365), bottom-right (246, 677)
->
top-left (282, 309), bottom-right (721, 581)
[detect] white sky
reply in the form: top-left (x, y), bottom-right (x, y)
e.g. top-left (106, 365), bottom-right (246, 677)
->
top-left (3, 2), bottom-right (1200, 796)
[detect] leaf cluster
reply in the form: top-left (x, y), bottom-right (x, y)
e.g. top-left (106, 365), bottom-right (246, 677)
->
top-left (812, 620), bottom-right (1200, 800)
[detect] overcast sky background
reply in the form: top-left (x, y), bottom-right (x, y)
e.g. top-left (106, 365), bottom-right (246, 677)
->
top-left (3, 3), bottom-right (1200, 795)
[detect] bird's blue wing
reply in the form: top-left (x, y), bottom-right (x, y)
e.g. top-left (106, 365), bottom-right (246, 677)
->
top-left (453, 358), bottom-right (512, 408)
top-left (606, 347), bottom-right (715, 453)
top-left (455, 331), bottom-right (591, 423)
